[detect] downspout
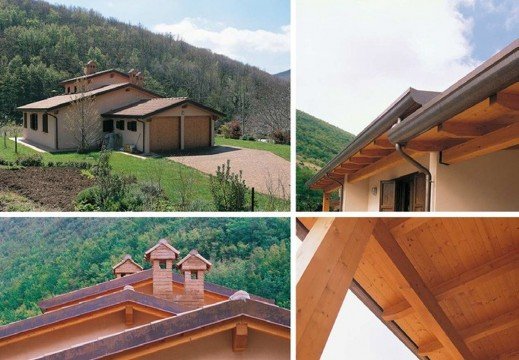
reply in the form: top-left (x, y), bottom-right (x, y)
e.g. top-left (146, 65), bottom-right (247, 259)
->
top-left (325, 174), bottom-right (344, 212)
top-left (395, 143), bottom-right (432, 212)
top-left (45, 112), bottom-right (58, 150)
top-left (136, 119), bottom-right (146, 153)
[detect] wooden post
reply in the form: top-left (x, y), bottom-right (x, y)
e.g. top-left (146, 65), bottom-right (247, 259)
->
top-left (251, 187), bottom-right (255, 212)
top-left (322, 191), bottom-right (330, 212)
top-left (297, 217), bottom-right (376, 359)
top-left (3, 131), bottom-right (6, 148)
top-left (180, 114), bottom-right (185, 150)
top-left (14, 135), bottom-right (17, 154)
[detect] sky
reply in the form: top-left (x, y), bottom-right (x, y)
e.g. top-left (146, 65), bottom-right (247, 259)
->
top-left (295, 238), bottom-right (415, 359)
top-left (46, 0), bottom-right (290, 74)
top-left (297, 0), bottom-right (519, 134)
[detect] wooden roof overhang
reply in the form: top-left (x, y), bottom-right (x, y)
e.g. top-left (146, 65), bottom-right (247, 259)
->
top-left (38, 269), bottom-right (274, 313)
top-left (296, 217), bottom-right (519, 360)
top-left (0, 289), bottom-right (182, 348)
top-left (308, 39), bottom-right (519, 192)
top-left (35, 299), bottom-right (290, 360)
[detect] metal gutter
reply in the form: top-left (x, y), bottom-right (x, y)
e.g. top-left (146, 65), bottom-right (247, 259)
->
top-left (306, 88), bottom-right (439, 188)
top-left (389, 39), bottom-right (519, 144)
top-left (395, 143), bottom-right (431, 211)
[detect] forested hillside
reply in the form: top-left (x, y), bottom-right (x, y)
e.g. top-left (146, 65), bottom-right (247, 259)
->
top-left (296, 110), bottom-right (355, 211)
top-left (0, 217), bottom-right (290, 324)
top-left (0, 0), bottom-right (289, 135)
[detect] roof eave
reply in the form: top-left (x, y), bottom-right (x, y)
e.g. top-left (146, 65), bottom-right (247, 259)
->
top-left (388, 39), bottom-right (519, 144)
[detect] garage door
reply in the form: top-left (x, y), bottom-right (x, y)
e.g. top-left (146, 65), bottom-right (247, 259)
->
top-left (149, 116), bottom-right (180, 152)
top-left (184, 116), bottom-right (211, 149)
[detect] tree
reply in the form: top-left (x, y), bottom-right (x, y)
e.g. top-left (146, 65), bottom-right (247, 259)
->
top-left (64, 79), bottom-right (102, 152)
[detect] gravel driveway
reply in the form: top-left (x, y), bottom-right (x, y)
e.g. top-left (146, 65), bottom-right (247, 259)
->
top-left (168, 146), bottom-right (290, 198)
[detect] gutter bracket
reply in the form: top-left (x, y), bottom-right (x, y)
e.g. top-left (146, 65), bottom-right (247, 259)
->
top-left (439, 151), bottom-right (450, 166)
top-left (325, 174), bottom-right (344, 212)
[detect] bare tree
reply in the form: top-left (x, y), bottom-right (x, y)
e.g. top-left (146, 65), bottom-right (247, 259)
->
top-left (64, 79), bottom-right (102, 153)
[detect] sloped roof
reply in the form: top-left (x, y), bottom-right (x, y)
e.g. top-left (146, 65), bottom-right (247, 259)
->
top-left (102, 97), bottom-right (226, 118)
top-left (35, 298), bottom-right (290, 360)
top-left (37, 269), bottom-right (274, 312)
top-left (177, 249), bottom-right (212, 269)
top-left (307, 87), bottom-right (439, 188)
top-left (0, 288), bottom-right (185, 342)
top-left (144, 239), bottom-right (180, 259)
top-left (17, 83), bottom-right (161, 112)
top-left (58, 69), bottom-right (129, 85)
top-left (112, 254), bottom-right (143, 272)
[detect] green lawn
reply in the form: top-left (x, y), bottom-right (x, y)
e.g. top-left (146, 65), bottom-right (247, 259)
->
top-left (215, 136), bottom-right (291, 161)
top-left (0, 139), bottom-right (289, 211)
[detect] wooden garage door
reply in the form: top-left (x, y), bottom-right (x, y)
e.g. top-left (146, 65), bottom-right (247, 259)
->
top-left (184, 116), bottom-right (211, 149)
top-left (149, 116), bottom-right (180, 152)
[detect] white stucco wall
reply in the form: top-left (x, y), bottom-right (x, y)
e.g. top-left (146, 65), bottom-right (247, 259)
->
top-left (434, 150), bottom-right (519, 211)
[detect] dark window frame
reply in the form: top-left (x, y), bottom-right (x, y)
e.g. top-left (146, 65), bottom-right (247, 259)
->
top-left (127, 121), bottom-right (137, 132)
top-left (116, 120), bottom-right (125, 130)
top-left (42, 113), bottom-right (48, 133)
top-left (23, 113), bottom-right (27, 128)
top-left (103, 119), bottom-right (114, 133)
top-left (30, 113), bottom-right (38, 131)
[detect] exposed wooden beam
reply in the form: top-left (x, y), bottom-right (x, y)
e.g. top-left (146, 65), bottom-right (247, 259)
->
top-left (372, 221), bottom-right (476, 360)
top-left (339, 163), bottom-right (365, 170)
top-left (348, 151), bottom-right (416, 183)
top-left (322, 192), bottom-right (330, 212)
top-left (494, 92), bottom-right (519, 111)
top-left (350, 156), bottom-right (377, 164)
top-left (297, 218), bottom-right (376, 360)
top-left (332, 168), bottom-right (355, 175)
top-left (373, 138), bottom-right (394, 149)
top-left (386, 217), bottom-right (431, 238)
top-left (437, 122), bottom-right (491, 138)
top-left (232, 323), bottom-right (248, 352)
top-left (405, 138), bottom-right (465, 152)
top-left (497, 350), bottom-right (519, 360)
top-left (442, 121), bottom-right (519, 164)
top-left (360, 148), bottom-right (394, 157)
top-left (298, 218), bottom-right (317, 236)
top-left (381, 300), bottom-right (415, 321)
top-left (125, 305), bottom-right (134, 326)
top-left (381, 249), bottom-right (519, 324)
top-left (419, 307), bottom-right (519, 356)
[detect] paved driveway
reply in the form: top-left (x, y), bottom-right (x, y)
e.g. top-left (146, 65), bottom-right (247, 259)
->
top-left (168, 146), bottom-right (290, 197)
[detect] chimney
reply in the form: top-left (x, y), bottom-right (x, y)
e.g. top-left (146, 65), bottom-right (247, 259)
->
top-left (84, 60), bottom-right (97, 75)
top-left (112, 254), bottom-right (143, 278)
top-left (128, 69), bottom-right (144, 87)
top-left (144, 239), bottom-right (180, 301)
top-left (135, 71), bottom-right (144, 87)
top-left (176, 249), bottom-right (212, 308)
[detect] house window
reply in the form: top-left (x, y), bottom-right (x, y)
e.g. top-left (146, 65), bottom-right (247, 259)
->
top-left (379, 172), bottom-right (426, 212)
top-left (30, 113), bottom-right (38, 130)
top-left (23, 113), bottom-right (27, 128)
top-left (103, 119), bottom-right (114, 132)
top-left (127, 121), bottom-right (137, 132)
top-left (74, 86), bottom-right (77, 93)
top-left (159, 261), bottom-right (167, 269)
top-left (116, 120), bottom-right (125, 130)
top-left (67, 86), bottom-right (70, 94)
top-left (191, 272), bottom-right (198, 280)
top-left (42, 114), bottom-right (48, 133)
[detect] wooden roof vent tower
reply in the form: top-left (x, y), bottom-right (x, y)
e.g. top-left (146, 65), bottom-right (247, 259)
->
top-left (112, 254), bottom-right (143, 278)
top-left (176, 249), bottom-right (212, 309)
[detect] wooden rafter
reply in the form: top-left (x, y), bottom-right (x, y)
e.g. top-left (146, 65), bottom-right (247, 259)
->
top-left (372, 221), bottom-right (476, 360)
top-left (348, 150), bottom-right (416, 183)
top-left (419, 307), bottom-right (519, 356)
top-left (232, 323), bottom-right (248, 352)
top-left (350, 156), bottom-right (377, 164)
top-left (442, 121), bottom-right (519, 164)
top-left (296, 218), bottom-right (376, 360)
top-left (360, 148), bottom-right (394, 157)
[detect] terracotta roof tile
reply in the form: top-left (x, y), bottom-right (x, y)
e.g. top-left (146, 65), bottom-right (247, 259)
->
top-left (58, 69), bottom-right (129, 85)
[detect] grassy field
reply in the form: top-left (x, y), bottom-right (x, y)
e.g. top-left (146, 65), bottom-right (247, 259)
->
top-left (215, 136), bottom-right (290, 161)
top-left (0, 191), bottom-right (42, 211)
top-left (0, 139), bottom-right (289, 211)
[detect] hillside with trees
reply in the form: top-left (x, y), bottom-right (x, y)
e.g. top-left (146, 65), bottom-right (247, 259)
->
top-left (296, 110), bottom-right (355, 211)
top-left (0, 0), bottom-right (289, 136)
top-left (0, 217), bottom-right (290, 324)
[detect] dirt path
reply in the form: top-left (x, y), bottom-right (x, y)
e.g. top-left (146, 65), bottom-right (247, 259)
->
top-left (168, 146), bottom-right (290, 197)
top-left (0, 167), bottom-right (93, 211)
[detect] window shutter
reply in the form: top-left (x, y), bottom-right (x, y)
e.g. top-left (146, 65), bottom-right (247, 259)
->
top-left (379, 180), bottom-right (396, 212)
top-left (412, 173), bottom-right (426, 212)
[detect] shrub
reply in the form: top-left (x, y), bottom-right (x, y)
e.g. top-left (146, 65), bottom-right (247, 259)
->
top-left (228, 120), bottom-right (242, 139)
top-left (271, 130), bottom-right (290, 144)
top-left (219, 124), bottom-right (230, 138)
top-left (241, 135), bottom-right (255, 141)
top-left (15, 154), bottom-right (43, 167)
top-left (209, 159), bottom-right (248, 211)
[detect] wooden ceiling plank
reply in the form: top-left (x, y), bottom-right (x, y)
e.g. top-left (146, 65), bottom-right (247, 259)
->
top-left (360, 148), bottom-right (394, 157)
top-left (372, 221), bottom-right (476, 360)
top-left (297, 218), bottom-right (376, 360)
top-left (442, 121), bottom-right (519, 164)
top-left (381, 250), bottom-right (519, 322)
top-left (348, 151), bottom-right (416, 184)
top-left (373, 138), bottom-right (394, 149)
top-left (419, 307), bottom-right (519, 355)
top-left (350, 156), bottom-right (378, 164)
top-left (388, 218), bottom-right (431, 238)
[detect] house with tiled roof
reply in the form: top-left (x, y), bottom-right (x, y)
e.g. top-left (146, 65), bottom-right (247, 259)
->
top-left (17, 61), bottom-right (224, 154)
top-left (0, 239), bottom-right (290, 359)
